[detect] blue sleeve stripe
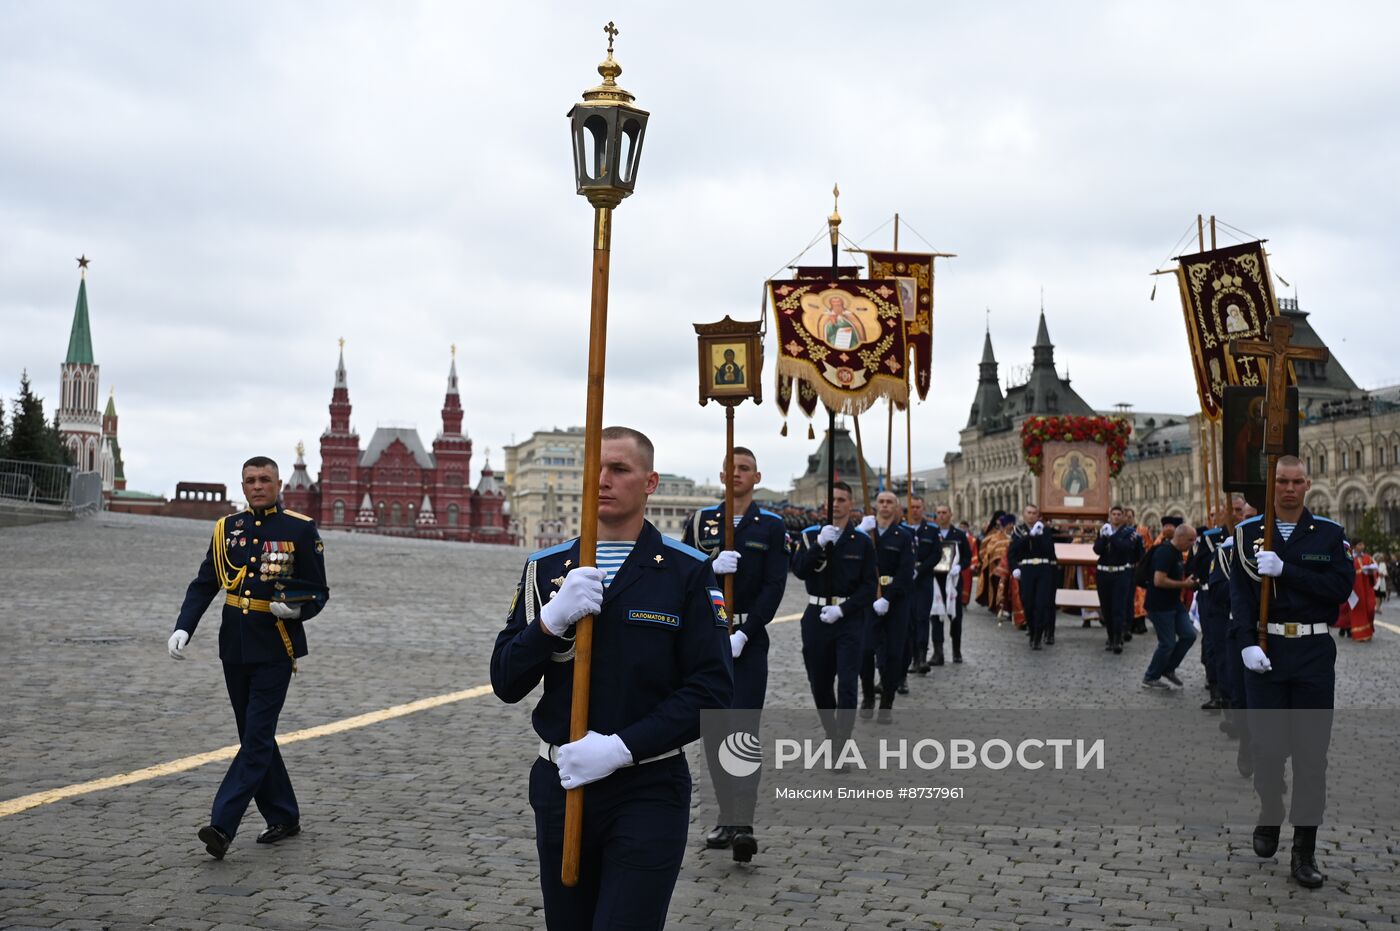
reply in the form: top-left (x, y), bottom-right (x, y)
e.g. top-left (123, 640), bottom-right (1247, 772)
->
top-left (528, 539), bottom-right (576, 561)
top-left (661, 536), bottom-right (708, 561)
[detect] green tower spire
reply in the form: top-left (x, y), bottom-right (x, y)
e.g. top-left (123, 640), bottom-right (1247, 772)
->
top-left (66, 275), bottom-right (95, 365)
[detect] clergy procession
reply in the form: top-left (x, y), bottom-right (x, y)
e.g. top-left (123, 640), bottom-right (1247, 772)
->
top-left (5, 6), bottom-right (1399, 931)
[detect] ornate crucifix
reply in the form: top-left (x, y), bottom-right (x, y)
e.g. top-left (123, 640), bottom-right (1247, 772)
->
top-left (1230, 316), bottom-right (1328, 650)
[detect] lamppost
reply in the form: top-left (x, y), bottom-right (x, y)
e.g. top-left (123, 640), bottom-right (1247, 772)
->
top-left (561, 21), bottom-right (650, 888)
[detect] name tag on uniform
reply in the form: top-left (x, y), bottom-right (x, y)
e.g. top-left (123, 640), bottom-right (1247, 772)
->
top-left (628, 609), bottom-right (680, 628)
top-left (843, 553), bottom-right (863, 560)
top-left (744, 540), bottom-right (770, 551)
top-left (1301, 554), bottom-right (1331, 562)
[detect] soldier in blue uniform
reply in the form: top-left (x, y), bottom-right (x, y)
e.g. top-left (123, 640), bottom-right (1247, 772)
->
top-left (167, 456), bottom-right (329, 859)
top-left (1093, 504), bottom-right (1144, 654)
top-left (1228, 456), bottom-right (1354, 889)
top-left (791, 481), bottom-right (877, 743)
top-left (859, 491), bottom-right (915, 722)
top-left (491, 427), bottom-right (733, 929)
top-left (929, 503), bottom-right (973, 664)
top-left (682, 446), bottom-right (789, 861)
top-left (1007, 503), bottom-right (1057, 650)
top-left (903, 496), bottom-right (941, 679)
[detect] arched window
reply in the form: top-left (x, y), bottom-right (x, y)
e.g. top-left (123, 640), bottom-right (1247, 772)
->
top-left (1381, 485), bottom-right (1400, 537)
top-left (333, 500), bottom-right (345, 524)
top-left (447, 504), bottom-right (460, 527)
top-left (1341, 488), bottom-right (1367, 538)
top-left (391, 502), bottom-right (402, 526)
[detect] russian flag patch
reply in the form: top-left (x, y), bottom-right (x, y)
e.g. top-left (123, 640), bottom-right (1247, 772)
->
top-left (709, 587), bottom-right (729, 627)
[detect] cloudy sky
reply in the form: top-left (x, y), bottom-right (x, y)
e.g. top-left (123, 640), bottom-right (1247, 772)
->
top-left (3, 1), bottom-right (1396, 500)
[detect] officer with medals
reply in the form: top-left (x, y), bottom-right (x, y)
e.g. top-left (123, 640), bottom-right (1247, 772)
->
top-left (491, 427), bottom-right (733, 928)
top-left (1228, 456), bottom-right (1354, 888)
top-left (167, 456), bottom-right (328, 859)
top-left (859, 491), bottom-right (914, 722)
top-left (791, 480), bottom-right (877, 743)
top-left (903, 496), bottom-right (941, 678)
top-left (1007, 503), bottom-right (1058, 650)
top-left (929, 503), bottom-right (973, 664)
top-left (1092, 504), bottom-right (1143, 654)
top-left (681, 445), bottom-right (789, 861)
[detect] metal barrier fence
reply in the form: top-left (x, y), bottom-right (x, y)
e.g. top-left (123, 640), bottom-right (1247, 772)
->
top-left (0, 458), bottom-right (102, 515)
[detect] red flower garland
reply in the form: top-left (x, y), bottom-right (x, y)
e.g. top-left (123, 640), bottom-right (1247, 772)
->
top-left (1020, 415), bottom-right (1132, 477)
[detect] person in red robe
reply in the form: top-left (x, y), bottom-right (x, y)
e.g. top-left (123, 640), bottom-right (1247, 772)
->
top-left (1337, 541), bottom-right (1376, 642)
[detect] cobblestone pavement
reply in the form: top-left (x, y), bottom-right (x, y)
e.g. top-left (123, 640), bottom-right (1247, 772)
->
top-left (2, 512), bottom-right (1398, 930)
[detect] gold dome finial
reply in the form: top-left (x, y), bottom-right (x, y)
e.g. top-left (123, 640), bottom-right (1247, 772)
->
top-left (296, 440), bottom-right (305, 459)
top-left (338, 336), bottom-right (345, 349)
top-left (581, 21), bottom-right (635, 105)
top-left (828, 183), bottom-right (842, 245)
top-left (451, 342), bottom-right (457, 359)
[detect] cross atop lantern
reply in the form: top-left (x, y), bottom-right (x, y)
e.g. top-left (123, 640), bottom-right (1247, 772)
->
top-left (568, 22), bottom-right (650, 209)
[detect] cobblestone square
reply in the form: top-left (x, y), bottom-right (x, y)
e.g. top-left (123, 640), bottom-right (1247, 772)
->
top-left (3, 512), bottom-right (1398, 929)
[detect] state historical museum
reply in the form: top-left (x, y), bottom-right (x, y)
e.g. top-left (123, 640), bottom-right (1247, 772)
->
top-left (281, 345), bottom-right (515, 544)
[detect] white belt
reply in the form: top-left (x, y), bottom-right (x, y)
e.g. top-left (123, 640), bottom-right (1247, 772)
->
top-left (1097, 565), bottom-right (1133, 573)
top-left (539, 739), bottom-right (680, 766)
top-left (1265, 622), bottom-right (1330, 638)
top-left (808, 595), bottom-right (849, 606)
top-left (1019, 558), bottom-right (1055, 566)
top-left (732, 613), bottom-right (748, 625)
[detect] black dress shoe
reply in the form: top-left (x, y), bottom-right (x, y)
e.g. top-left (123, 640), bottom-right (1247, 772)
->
top-left (256, 823), bottom-right (301, 844)
top-left (1252, 825), bottom-right (1280, 857)
top-left (896, 682), bottom-right (909, 695)
top-left (1105, 642), bottom-right (1115, 651)
top-left (877, 708), bottom-right (893, 724)
top-left (859, 695), bottom-right (875, 719)
top-left (705, 825), bottom-right (737, 849)
top-left (198, 825), bottom-right (231, 860)
top-left (731, 828), bottom-right (758, 863)
top-left (1044, 633), bottom-right (1055, 645)
top-left (1123, 631), bottom-right (1133, 642)
top-left (1291, 850), bottom-right (1325, 888)
top-left (1237, 741), bottom-right (1254, 777)
top-left (952, 651), bottom-right (963, 663)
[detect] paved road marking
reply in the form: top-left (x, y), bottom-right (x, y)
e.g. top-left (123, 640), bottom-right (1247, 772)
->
top-left (0, 613), bottom-right (809, 819)
top-left (1375, 618), bottom-right (1400, 636)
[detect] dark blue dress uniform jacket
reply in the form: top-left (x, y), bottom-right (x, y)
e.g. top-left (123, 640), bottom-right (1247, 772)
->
top-left (906, 520), bottom-right (942, 577)
top-left (176, 504), bottom-right (328, 663)
top-left (490, 521), bottom-right (734, 762)
top-left (874, 523), bottom-right (915, 604)
top-left (791, 522), bottom-right (877, 610)
top-left (682, 501), bottom-right (790, 645)
top-left (1007, 525), bottom-right (1057, 569)
top-left (1092, 524), bottom-right (1144, 567)
top-left (1228, 509), bottom-right (1354, 638)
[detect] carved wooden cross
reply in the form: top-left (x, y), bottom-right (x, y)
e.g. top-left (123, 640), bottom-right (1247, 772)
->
top-left (1230, 315), bottom-right (1329, 648)
top-left (1231, 317), bottom-right (1327, 455)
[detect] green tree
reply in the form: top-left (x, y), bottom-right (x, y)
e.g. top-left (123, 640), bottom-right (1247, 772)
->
top-left (0, 392), bottom-right (8, 459)
top-left (1353, 508), bottom-right (1395, 557)
top-left (7, 371), bottom-right (69, 467)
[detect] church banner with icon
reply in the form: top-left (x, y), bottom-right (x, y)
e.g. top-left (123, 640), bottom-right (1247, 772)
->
top-left (768, 279), bottom-right (909, 416)
top-left (1174, 241), bottom-right (1284, 421)
top-left (865, 250), bottom-right (935, 400)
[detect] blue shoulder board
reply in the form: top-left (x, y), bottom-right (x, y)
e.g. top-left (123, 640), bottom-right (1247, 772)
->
top-left (1237, 515), bottom-right (1263, 528)
top-left (803, 524), bottom-right (821, 533)
top-left (700, 504), bottom-right (721, 515)
top-left (661, 536), bottom-right (708, 561)
top-left (1313, 516), bottom-right (1342, 529)
top-left (759, 508), bottom-right (784, 520)
top-left (528, 539), bottom-right (576, 562)
top-left (1220, 537), bottom-right (1235, 549)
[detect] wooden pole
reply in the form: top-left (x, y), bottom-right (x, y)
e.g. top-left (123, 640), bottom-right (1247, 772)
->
top-left (723, 404), bottom-right (736, 633)
top-left (886, 401), bottom-right (894, 487)
top-left (1210, 215), bottom-right (1217, 250)
top-left (562, 204), bottom-right (612, 888)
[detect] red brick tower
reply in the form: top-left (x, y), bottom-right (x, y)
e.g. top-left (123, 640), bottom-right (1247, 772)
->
top-left (318, 340), bottom-right (362, 529)
top-left (431, 347), bottom-right (473, 540)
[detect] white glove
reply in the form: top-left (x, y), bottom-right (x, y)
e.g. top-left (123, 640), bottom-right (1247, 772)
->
top-left (1012, 568), bottom-right (1022, 580)
top-left (730, 629), bottom-right (748, 658)
top-left (556, 730), bottom-right (633, 790)
top-left (873, 597), bottom-right (890, 616)
top-left (712, 550), bottom-right (740, 575)
top-left (269, 602), bottom-right (302, 620)
top-left (858, 515), bottom-right (877, 534)
top-left (540, 567), bottom-right (606, 637)
top-left (819, 605), bottom-right (843, 624)
top-left (1189, 597), bottom-right (1200, 624)
top-left (167, 629), bottom-right (189, 660)
top-left (817, 525), bottom-right (841, 547)
top-left (1242, 644), bottom-right (1273, 673)
top-left (1030, 521), bottom-right (1044, 537)
top-left (1100, 523), bottom-right (1113, 537)
top-left (1257, 551), bottom-right (1283, 577)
